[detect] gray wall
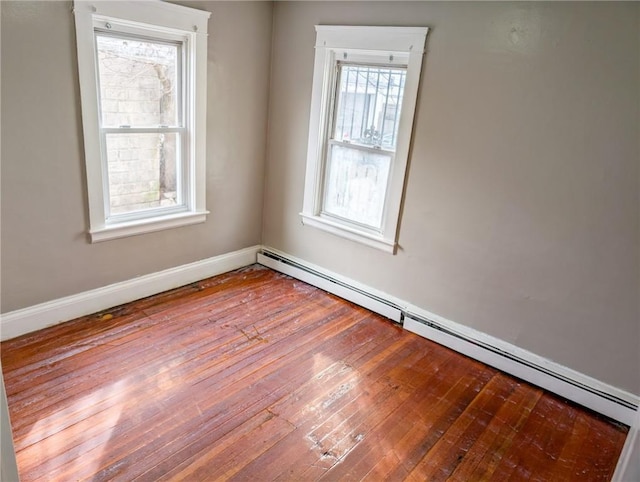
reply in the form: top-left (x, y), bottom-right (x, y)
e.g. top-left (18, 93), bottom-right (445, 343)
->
top-left (0, 1), bottom-right (273, 312)
top-left (262, 2), bottom-right (640, 394)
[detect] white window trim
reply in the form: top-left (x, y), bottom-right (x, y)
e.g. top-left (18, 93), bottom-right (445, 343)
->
top-left (301, 26), bottom-right (428, 254)
top-left (73, 1), bottom-right (210, 242)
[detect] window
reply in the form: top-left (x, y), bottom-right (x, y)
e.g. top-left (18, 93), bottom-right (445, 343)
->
top-left (74, 1), bottom-right (210, 242)
top-left (301, 26), bottom-right (428, 253)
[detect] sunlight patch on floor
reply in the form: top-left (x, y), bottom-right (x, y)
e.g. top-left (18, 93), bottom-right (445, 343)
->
top-left (22, 379), bottom-right (128, 478)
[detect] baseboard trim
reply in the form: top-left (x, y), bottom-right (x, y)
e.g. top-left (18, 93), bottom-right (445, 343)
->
top-left (258, 247), bottom-right (639, 426)
top-left (0, 245), bottom-right (261, 341)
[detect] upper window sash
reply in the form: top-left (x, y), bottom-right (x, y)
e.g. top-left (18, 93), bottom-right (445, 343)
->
top-left (329, 62), bottom-right (407, 153)
top-left (94, 28), bottom-right (186, 130)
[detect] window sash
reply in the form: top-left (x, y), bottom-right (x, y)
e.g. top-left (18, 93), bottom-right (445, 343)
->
top-left (93, 25), bottom-right (190, 224)
top-left (321, 141), bottom-right (394, 232)
top-left (100, 127), bottom-right (189, 223)
top-left (94, 30), bottom-right (186, 130)
top-left (319, 60), bottom-right (402, 231)
top-left (330, 62), bottom-right (407, 151)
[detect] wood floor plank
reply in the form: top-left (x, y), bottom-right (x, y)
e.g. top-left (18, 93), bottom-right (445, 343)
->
top-left (8, 275), bottom-right (328, 442)
top-left (4, 279), bottom-right (275, 407)
top-left (446, 380), bottom-right (544, 481)
top-left (228, 334), bottom-right (420, 481)
top-left (1, 266), bottom-right (628, 481)
top-left (315, 357), bottom-right (494, 481)
top-left (405, 373), bottom-right (519, 480)
top-left (77, 308), bottom-right (374, 479)
top-left (138, 315), bottom-right (403, 481)
top-left (134, 312), bottom-right (400, 473)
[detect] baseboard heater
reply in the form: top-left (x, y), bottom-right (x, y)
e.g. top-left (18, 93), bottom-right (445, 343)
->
top-left (258, 250), bottom-right (404, 322)
top-left (402, 314), bottom-right (636, 424)
top-left (258, 248), bottom-right (638, 426)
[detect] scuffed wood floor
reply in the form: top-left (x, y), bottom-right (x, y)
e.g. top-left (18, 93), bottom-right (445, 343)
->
top-left (1, 266), bottom-right (628, 481)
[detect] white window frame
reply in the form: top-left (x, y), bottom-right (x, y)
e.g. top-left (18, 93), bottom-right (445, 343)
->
top-left (301, 26), bottom-right (428, 254)
top-left (74, 1), bottom-right (210, 242)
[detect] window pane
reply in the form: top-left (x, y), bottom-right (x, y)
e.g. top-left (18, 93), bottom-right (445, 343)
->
top-left (333, 64), bottom-right (406, 150)
top-left (105, 133), bottom-right (180, 216)
top-left (96, 35), bottom-right (180, 127)
top-left (323, 144), bottom-right (391, 229)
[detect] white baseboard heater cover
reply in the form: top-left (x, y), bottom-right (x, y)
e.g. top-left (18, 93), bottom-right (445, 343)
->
top-left (257, 251), bottom-right (403, 322)
top-left (258, 248), bottom-right (639, 426)
top-left (403, 315), bottom-right (637, 426)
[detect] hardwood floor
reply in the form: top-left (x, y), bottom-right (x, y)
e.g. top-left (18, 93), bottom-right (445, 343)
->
top-left (1, 266), bottom-right (628, 481)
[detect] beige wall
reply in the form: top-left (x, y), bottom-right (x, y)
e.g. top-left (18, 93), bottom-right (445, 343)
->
top-left (0, 1), bottom-right (273, 312)
top-left (262, 2), bottom-right (640, 394)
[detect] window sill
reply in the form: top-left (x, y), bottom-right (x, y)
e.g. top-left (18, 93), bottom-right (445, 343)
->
top-left (300, 213), bottom-right (396, 254)
top-left (90, 210), bottom-right (209, 243)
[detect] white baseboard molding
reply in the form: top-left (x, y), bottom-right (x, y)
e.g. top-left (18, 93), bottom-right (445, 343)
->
top-left (0, 245), bottom-right (260, 341)
top-left (612, 407), bottom-right (640, 481)
top-left (258, 247), bottom-right (639, 426)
